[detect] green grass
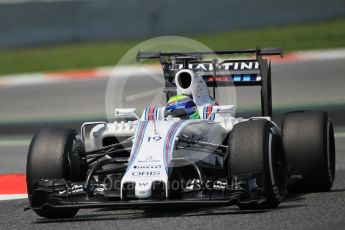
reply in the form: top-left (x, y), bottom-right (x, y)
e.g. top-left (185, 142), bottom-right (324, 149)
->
top-left (0, 18), bottom-right (345, 75)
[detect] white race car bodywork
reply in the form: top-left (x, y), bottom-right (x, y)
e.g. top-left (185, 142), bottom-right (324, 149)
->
top-left (87, 70), bottom-right (268, 199)
top-left (89, 105), bottom-right (248, 199)
top-left (28, 48), bottom-right (310, 216)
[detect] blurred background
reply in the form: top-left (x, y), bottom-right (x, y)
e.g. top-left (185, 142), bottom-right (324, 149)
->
top-left (0, 0), bottom-right (344, 172)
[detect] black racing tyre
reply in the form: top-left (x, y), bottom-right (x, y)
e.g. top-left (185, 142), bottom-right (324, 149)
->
top-left (26, 127), bottom-right (86, 219)
top-left (228, 119), bottom-right (287, 209)
top-left (282, 111), bottom-right (335, 192)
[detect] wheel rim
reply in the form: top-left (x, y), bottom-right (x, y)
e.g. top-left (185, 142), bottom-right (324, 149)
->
top-left (268, 130), bottom-right (286, 199)
top-left (326, 120), bottom-right (336, 183)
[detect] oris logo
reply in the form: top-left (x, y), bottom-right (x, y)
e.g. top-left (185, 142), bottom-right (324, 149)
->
top-left (132, 171), bottom-right (160, 177)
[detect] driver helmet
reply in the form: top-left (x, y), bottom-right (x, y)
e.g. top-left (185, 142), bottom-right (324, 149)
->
top-left (165, 95), bottom-right (200, 119)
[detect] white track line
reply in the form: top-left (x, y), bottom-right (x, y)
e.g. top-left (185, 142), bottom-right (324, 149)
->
top-left (0, 194), bottom-right (27, 201)
top-left (0, 139), bottom-right (31, 146)
top-left (295, 48), bottom-right (345, 61)
top-left (335, 132), bottom-right (345, 138)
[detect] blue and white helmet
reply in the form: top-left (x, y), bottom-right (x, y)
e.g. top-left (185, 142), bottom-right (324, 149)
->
top-left (165, 95), bottom-right (200, 119)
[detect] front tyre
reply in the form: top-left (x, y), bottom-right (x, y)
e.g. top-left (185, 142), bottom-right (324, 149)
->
top-left (228, 119), bottom-right (287, 209)
top-left (26, 128), bottom-right (86, 219)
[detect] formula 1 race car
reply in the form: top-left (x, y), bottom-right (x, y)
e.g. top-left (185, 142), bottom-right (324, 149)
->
top-left (26, 48), bottom-right (335, 219)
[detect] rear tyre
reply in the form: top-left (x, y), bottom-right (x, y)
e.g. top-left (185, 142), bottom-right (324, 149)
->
top-left (26, 127), bottom-right (86, 218)
top-left (282, 111), bottom-right (335, 192)
top-left (228, 119), bottom-right (287, 209)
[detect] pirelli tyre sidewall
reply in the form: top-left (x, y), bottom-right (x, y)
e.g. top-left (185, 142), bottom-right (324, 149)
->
top-left (228, 119), bottom-right (287, 209)
top-left (282, 110), bottom-right (336, 192)
top-left (26, 127), bottom-right (86, 219)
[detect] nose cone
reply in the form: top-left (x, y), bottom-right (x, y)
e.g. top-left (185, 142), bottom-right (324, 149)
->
top-left (135, 181), bottom-right (152, 199)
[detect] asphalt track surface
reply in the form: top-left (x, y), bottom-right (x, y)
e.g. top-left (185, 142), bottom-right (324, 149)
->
top-left (0, 59), bottom-right (345, 229)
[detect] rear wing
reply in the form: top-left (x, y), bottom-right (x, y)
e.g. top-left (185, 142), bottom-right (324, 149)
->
top-left (136, 48), bottom-right (283, 117)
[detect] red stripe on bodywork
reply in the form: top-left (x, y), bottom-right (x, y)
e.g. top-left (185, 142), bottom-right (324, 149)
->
top-left (165, 123), bottom-right (178, 166)
top-left (0, 174), bottom-right (27, 194)
top-left (207, 106), bottom-right (212, 118)
top-left (148, 107), bottom-right (154, 120)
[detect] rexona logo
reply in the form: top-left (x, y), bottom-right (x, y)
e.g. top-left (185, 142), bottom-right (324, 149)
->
top-left (132, 171), bottom-right (160, 177)
top-left (133, 165), bottom-right (161, 169)
top-left (174, 61), bottom-right (259, 71)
